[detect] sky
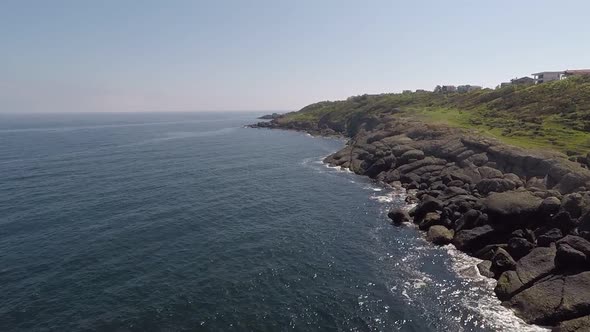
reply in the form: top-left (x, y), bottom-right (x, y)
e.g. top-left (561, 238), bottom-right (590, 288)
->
top-left (1, 0), bottom-right (589, 113)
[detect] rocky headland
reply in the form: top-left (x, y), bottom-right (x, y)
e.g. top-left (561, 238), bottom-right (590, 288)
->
top-left (250, 105), bottom-right (590, 330)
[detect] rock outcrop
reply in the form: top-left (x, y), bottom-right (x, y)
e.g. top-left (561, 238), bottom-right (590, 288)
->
top-left (250, 115), bottom-right (590, 330)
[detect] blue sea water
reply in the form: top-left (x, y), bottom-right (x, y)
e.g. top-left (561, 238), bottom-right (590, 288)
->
top-left (0, 112), bottom-right (546, 331)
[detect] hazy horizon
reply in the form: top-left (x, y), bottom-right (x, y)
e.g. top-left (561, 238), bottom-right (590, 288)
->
top-left (1, 0), bottom-right (589, 113)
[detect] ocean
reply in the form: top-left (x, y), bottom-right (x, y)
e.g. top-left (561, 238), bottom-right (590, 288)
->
top-left (0, 112), bottom-right (546, 331)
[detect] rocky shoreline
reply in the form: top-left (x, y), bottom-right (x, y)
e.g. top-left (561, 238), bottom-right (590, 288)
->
top-left (250, 115), bottom-right (590, 331)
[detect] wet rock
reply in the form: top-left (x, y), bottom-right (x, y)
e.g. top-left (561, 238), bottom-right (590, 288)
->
top-left (474, 244), bottom-right (508, 260)
top-left (418, 212), bottom-right (442, 230)
top-left (495, 270), bottom-right (524, 301)
top-left (491, 248), bottom-right (516, 275)
top-left (477, 260), bottom-right (495, 278)
top-left (388, 208), bottom-right (410, 225)
top-left (427, 225), bottom-right (454, 245)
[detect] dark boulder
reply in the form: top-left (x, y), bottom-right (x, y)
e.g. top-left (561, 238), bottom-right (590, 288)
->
top-left (561, 193), bottom-right (590, 219)
top-left (553, 211), bottom-right (578, 233)
top-left (476, 178), bottom-right (517, 195)
top-left (556, 243), bottom-right (587, 270)
top-left (413, 196), bottom-right (444, 221)
top-left (426, 225), bottom-right (454, 245)
top-left (538, 196), bottom-right (561, 216)
top-left (507, 237), bottom-right (535, 260)
top-left (557, 235), bottom-right (590, 257)
top-left (537, 228), bottom-right (563, 247)
top-left (453, 209), bottom-right (481, 231)
top-left (453, 225), bottom-right (497, 252)
top-left (474, 244), bottom-right (508, 260)
top-left (578, 211), bottom-right (590, 233)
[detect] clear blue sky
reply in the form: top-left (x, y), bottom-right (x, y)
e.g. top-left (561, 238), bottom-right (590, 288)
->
top-left (1, 0), bottom-right (589, 113)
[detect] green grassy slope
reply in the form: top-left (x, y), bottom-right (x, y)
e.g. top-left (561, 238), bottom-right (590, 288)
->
top-left (278, 76), bottom-right (590, 156)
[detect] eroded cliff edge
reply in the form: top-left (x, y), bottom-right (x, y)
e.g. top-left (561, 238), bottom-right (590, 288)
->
top-left (251, 112), bottom-right (590, 331)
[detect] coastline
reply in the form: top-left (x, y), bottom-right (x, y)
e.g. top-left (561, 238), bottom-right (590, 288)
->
top-left (249, 116), bottom-right (590, 331)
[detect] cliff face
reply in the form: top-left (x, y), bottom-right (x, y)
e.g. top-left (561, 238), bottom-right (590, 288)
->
top-left (251, 113), bottom-right (590, 330)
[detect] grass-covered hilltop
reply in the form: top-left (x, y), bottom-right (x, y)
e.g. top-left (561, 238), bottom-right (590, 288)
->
top-left (276, 75), bottom-right (590, 157)
top-left (252, 74), bottom-right (590, 330)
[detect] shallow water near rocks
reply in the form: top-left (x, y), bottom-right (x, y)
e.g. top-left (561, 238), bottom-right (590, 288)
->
top-left (0, 112), bottom-right (547, 331)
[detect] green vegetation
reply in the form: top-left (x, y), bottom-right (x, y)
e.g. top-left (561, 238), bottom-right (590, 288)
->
top-left (278, 76), bottom-right (590, 155)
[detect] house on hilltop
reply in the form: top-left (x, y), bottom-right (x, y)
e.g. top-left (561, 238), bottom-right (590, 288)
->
top-left (532, 71), bottom-right (563, 84)
top-left (511, 76), bottom-right (534, 85)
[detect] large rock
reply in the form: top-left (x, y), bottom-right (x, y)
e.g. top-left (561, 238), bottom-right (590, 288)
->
top-left (399, 149), bottom-right (425, 163)
top-left (554, 315), bottom-right (590, 332)
top-left (495, 245), bottom-right (556, 300)
top-left (427, 225), bottom-right (454, 245)
top-left (508, 276), bottom-right (564, 325)
top-left (452, 225), bottom-right (497, 252)
top-left (509, 272), bottom-right (590, 326)
top-left (481, 190), bottom-right (543, 228)
top-left (516, 245), bottom-right (556, 286)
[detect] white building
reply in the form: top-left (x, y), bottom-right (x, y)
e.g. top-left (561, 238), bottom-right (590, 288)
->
top-left (531, 71), bottom-right (563, 84)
